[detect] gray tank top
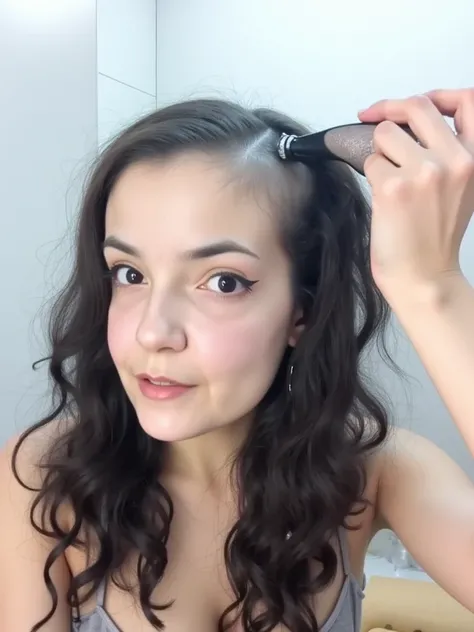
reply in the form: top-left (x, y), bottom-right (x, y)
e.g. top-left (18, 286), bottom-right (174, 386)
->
top-left (72, 527), bottom-right (365, 632)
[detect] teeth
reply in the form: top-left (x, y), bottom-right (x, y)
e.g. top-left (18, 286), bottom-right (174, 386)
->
top-left (149, 380), bottom-right (176, 386)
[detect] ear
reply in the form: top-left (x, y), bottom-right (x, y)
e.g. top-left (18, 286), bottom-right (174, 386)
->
top-left (288, 308), bottom-right (305, 348)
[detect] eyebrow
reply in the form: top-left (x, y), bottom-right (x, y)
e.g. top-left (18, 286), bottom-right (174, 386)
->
top-left (102, 236), bottom-right (260, 260)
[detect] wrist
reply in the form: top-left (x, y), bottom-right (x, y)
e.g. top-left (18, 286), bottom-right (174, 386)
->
top-left (381, 270), bottom-right (469, 314)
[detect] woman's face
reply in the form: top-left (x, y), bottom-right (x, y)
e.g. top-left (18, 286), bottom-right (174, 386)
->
top-left (104, 154), bottom-right (301, 442)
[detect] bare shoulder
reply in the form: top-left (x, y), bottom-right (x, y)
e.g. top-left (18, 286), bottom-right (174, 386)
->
top-left (4, 417), bottom-right (75, 481)
top-left (370, 424), bottom-right (474, 517)
top-left (0, 421), bottom-right (72, 629)
top-left (364, 425), bottom-right (474, 608)
top-left (368, 424), bottom-right (468, 482)
top-left (0, 419), bottom-right (63, 509)
top-left (364, 425), bottom-right (447, 509)
top-left (359, 423), bottom-right (417, 533)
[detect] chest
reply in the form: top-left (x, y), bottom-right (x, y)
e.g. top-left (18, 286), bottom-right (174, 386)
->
top-left (70, 493), bottom-right (368, 632)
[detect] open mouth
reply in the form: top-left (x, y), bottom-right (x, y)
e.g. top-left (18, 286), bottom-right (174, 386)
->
top-left (137, 375), bottom-right (195, 401)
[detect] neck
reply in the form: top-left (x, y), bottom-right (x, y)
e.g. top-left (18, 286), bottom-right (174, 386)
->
top-left (162, 415), bottom-right (251, 491)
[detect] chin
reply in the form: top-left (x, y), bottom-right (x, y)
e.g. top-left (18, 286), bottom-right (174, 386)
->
top-left (135, 407), bottom-right (215, 443)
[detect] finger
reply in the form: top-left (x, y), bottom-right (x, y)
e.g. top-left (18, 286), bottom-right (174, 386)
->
top-left (363, 151), bottom-right (398, 187)
top-left (423, 88), bottom-right (474, 140)
top-left (372, 120), bottom-right (426, 167)
top-left (358, 95), bottom-right (458, 154)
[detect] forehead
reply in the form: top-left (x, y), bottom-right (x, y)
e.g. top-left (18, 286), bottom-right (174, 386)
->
top-left (105, 155), bottom-right (283, 258)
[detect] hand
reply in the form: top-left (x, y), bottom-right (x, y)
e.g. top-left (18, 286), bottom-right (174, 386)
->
top-left (358, 88), bottom-right (474, 303)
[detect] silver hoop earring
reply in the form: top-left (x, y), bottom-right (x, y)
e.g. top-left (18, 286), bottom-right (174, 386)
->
top-left (288, 363), bottom-right (294, 394)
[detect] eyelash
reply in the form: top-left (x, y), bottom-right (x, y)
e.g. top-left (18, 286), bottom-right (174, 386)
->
top-left (205, 271), bottom-right (258, 297)
top-left (105, 264), bottom-right (258, 298)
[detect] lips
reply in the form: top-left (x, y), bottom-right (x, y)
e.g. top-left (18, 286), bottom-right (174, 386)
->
top-left (136, 374), bottom-right (191, 387)
top-left (136, 374), bottom-right (195, 401)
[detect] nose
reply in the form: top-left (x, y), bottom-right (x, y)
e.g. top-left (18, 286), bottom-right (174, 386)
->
top-left (136, 292), bottom-right (187, 353)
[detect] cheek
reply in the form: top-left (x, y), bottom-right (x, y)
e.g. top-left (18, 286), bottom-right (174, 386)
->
top-left (193, 309), bottom-right (292, 382)
top-left (107, 302), bottom-right (138, 366)
top-left (195, 274), bottom-right (295, 379)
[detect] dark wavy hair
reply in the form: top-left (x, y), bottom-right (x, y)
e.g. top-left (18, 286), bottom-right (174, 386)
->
top-left (13, 98), bottom-right (396, 632)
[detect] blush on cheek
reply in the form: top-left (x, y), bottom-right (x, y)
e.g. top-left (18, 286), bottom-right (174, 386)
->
top-left (196, 316), bottom-right (289, 381)
top-left (194, 316), bottom-right (291, 423)
top-left (106, 305), bottom-right (136, 368)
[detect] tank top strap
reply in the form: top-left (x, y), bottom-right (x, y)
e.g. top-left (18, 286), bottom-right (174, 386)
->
top-left (95, 578), bottom-right (107, 608)
top-left (337, 526), bottom-right (351, 577)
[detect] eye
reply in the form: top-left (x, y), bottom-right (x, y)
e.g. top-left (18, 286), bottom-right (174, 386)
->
top-left (203, 272), bottom-right (257, 296)
top-left (109, 264), bottom-right (144, 286)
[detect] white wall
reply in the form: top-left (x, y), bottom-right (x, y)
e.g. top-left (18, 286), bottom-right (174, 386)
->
top-left (0, 0), bottom-right (158, 447)
top-left (0, 1), bottom-right (98, 446)
top-left (155, 0), bottom-right (474, 479)
top-left (97, 0), bottom-right (157, 146)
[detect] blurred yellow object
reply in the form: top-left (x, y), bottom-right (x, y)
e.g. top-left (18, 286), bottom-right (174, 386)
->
top-left (361, 576), bottom-right (474, 632)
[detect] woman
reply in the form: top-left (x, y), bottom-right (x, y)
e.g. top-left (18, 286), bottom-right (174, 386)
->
top-left (0, 88), bottom-right (473, 632)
